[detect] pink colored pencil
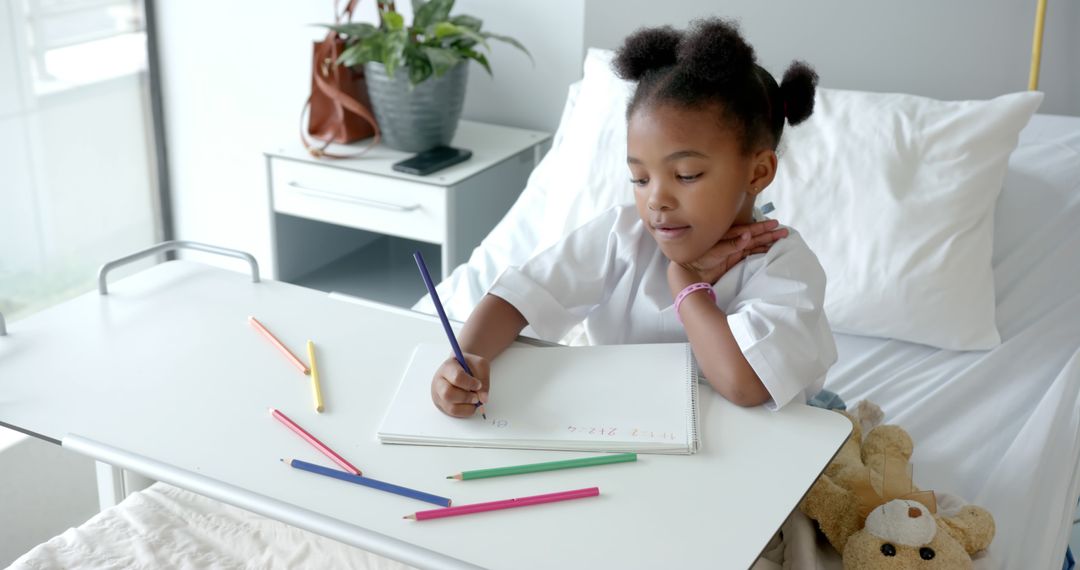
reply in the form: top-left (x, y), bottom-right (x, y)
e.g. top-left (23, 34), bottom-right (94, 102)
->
top-left (404, 487), bottom-right (599, 521)
top-left (249, 316), bottom-right (309, 375)
top-left (269, 408), bottom-right (361, 475)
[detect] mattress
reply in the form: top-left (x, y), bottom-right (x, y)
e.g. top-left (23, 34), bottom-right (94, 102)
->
top-left (10, 114), bottom-right (1080, 569)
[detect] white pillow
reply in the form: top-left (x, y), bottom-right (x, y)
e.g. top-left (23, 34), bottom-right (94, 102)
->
top-left (763, 88), bottom-right (1043, 350)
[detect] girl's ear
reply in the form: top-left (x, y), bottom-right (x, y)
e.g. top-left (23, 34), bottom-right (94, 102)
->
top-left (747, 149), bottom-right (778, 196)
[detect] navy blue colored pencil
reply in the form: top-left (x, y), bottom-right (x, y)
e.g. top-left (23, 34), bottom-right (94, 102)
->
top-left (282, 458), bottom-right (452, 507)
top-left (412, 250), bottom-right (486, 419)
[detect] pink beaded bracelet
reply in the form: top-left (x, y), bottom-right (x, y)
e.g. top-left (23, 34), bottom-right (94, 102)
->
top-left (674, 282), bottom-right (717, 324)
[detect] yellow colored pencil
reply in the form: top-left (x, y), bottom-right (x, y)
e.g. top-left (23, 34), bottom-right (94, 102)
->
top-left (307, 340), bottom-right (324, 413)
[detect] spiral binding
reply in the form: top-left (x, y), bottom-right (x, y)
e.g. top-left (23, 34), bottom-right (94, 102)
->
top-left (686, 344), bottom-right (701, 454)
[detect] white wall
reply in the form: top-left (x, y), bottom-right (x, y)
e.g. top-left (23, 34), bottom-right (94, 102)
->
top-left (155, 0), bottom-right (584, 276)
top-left (584, 0), bottom-right (1080, 117)
top-left (159, 1), bottom-right (1077, 276)
top-left (456, 0), bottom-right (585, 131)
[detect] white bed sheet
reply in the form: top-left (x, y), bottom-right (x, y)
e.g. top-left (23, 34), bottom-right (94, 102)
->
top-left (9, 482), bottom-right (415, 570)
top-left (820, 113), bottom-right (1080, 569)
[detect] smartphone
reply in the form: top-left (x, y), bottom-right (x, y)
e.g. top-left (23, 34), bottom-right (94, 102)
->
top-left (391, 146), bottom-right (472, 176)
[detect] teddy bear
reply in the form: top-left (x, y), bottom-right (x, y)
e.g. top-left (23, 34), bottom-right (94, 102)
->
top-left (799, 401), bottom-right (995, 568)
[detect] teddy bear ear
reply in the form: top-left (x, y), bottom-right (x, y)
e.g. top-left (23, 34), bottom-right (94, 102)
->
top-left (851, 400), bottom-right (884, 435)
top-left (937, 505), bottom-right (997, 555)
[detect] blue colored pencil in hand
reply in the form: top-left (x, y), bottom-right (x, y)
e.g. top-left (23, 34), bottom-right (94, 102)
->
top-left (413, 250), bottom-right (487, 419)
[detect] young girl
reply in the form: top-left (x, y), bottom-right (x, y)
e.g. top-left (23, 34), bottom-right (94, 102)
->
top-left (431, 18), bottom-right (836, 415)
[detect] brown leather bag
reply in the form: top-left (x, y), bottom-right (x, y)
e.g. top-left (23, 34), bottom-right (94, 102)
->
top-left (301, 0), bottom-right (380, 158)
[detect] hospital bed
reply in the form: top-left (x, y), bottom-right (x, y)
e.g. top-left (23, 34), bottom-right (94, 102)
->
top-left (423, 52), bottom-right (1080, 570)
top-left (9, 49), bottom-right (1080, 569)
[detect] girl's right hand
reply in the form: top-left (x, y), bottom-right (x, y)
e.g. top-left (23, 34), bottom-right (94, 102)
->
top-left (670, 219), bottom-right (788, 289)
top-left (431, 353), bottom-right (490, 418)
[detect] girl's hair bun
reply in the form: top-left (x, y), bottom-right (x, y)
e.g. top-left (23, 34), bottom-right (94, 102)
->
top-left (615, 17), bottom-right (820, 151)
top-left (780, 61), bottom-right (819, 126)
top-left (678, 18), bottom-right (755, 87)
top-left (612, 26), bottom-right (682, 81)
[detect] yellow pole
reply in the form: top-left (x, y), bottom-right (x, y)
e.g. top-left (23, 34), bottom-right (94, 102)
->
top-left (1028, 0), bottom-right (1048, 91)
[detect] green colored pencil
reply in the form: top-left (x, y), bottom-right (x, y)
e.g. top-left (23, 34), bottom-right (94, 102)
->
top-left (447, 453), bottom-right (637, 480)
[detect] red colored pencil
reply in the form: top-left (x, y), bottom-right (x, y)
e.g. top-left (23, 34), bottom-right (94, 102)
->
top-left (404, 487), bottom-right (599, 521)
top-left (269, 408), bottom-right (360, 475)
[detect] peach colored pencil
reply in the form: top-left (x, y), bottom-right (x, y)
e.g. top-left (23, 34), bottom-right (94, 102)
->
top-left (249, 316), bottom-right (309, 375)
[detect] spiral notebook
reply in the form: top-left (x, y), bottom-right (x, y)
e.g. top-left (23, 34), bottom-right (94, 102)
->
top-left (377, 342), bottom-right (700, 454)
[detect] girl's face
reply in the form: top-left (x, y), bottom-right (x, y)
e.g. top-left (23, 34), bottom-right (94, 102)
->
top-left (627, 102), bottom-right (772, 264)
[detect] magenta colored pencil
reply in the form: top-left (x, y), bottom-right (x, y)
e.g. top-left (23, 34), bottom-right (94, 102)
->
top-left (404, 487), bottom-right (599, 521)
top-left (269, 408), bottom-right (361, 475)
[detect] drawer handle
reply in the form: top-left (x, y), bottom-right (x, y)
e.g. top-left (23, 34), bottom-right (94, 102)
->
top-left (287, 181), bottom-right (422, 212)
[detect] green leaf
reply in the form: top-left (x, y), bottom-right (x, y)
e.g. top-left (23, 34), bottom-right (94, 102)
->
top-left (448, 39), bottom-right (477, 52)
top-left (316, 22), bottom-right (378, 39)
top-left (482, 31), bottom-right (533, 64)
top-left (408, 63), bottom-right (432, 86)
top-left (328, 2), bottom-right (526, 82)
top-left (432, 22), bottom-right (487, 48)
top-left (405, 46), bottom-right (433, 86)
top-left (413, 0), bottom-right (453, 29)
top-left (412, 0), bottom-right (436, 30)
top-left (337, 43), bottom-right (363, 67)
top-left (381, 10), bottom-right (405, 31)
top-left (337, 35), bottom-right (383, 67)
top-left (449, 14), bottom-right (481, 32)
top-left (422, 46), bottom-right (461, 77)
top-left (386, 28), bottom-right (409, 51)
top-left (464, 49), bottom-right (492, 75)
top-left (383, 35), bottom-right (406, 77)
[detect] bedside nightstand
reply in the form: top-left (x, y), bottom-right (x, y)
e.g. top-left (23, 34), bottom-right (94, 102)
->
top-left (265, 120), bottom-right (551, 308)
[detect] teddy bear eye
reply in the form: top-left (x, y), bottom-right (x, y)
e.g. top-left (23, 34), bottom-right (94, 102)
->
top-left (919, 547), bottom-right (935, 560)
top-left (880, 543), bottom-right (896, 556)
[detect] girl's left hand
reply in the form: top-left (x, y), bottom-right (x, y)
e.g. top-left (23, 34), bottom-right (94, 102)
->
top-left (668, 219), bottom-right (789, 292)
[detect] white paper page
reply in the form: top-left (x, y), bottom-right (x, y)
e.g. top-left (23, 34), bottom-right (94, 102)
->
top-left (378, 343), bottom-right (696, 453)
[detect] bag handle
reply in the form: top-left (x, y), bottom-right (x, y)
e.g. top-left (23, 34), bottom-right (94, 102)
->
top-left (321, 32), bottom-right (377, 136)
top-left (304, 40), bottom-right (381, 156)
top-left (302, 0), bottom-right (381, 159)
top-left (337, 0), bottom-right (360, 23)
top-left (299, 96), bottom-right (380, 159)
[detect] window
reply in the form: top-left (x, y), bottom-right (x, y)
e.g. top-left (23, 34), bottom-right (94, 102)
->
top-left (0, 0), bottom-right (162, 322)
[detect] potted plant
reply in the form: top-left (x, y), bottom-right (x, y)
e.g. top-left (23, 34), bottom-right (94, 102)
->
top-left (324, 0), bottom-right (531, 152)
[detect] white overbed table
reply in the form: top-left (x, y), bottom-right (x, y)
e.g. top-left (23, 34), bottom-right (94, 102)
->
top-left (0, 256), bottom-right (850, 569)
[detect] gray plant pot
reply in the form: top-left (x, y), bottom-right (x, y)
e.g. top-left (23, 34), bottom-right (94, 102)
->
top-left (362, 61), bottom-right (468, 152)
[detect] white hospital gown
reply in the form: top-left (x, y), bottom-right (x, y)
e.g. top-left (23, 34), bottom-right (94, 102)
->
top-left (487, 204), bottom-right (837, 410)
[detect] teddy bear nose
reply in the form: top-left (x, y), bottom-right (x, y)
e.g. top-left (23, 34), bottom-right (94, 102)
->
top-left (908, 507), bottom-right (922, 518)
